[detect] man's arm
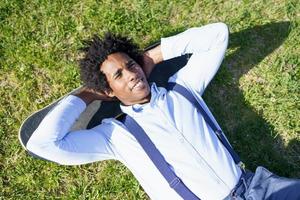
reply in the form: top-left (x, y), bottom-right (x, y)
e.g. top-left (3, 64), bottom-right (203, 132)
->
top-left (161, 23), bottom-right (229, 95)
top-left (26, 93), bottom-right (117, 165)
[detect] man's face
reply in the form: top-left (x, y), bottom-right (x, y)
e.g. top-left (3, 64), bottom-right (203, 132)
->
top-left (100, 52), bottom-right (150, 105)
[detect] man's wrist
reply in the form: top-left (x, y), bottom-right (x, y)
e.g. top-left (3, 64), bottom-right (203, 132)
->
top-left (142, 45), bottom-right (163, 77)
top-left (73, 87), bottom-right (116, 105)
top-left (74, 91), bottom-right (94, 106)
top-left (144, 45), bottom-right (163, 65)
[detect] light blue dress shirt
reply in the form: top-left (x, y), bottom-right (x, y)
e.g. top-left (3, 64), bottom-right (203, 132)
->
top-left (27, 22), bottom-right (242, 200)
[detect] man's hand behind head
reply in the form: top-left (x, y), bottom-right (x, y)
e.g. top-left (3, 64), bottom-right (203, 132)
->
top-left (74, 87), bottom-right (117, 106)
top-left (142, 45), bottom-right (163, 78)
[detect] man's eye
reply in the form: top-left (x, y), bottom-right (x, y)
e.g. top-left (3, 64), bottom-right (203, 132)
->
top-left (128, 64), bottom-right (134, 69)
top-left (127, 61), bottom-right (136, 69)
top-left (115, 72), bottom-right (122, 79)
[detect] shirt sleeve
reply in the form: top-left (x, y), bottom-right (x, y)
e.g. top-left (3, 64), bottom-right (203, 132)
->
top-left (26, 95), bottom-right (117, 165)
top-left (161, 22), bottom-right (229, 95)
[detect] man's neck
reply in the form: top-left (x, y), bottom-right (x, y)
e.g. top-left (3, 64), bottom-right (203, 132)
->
top-left (122, 92), bottom-right (152, 106)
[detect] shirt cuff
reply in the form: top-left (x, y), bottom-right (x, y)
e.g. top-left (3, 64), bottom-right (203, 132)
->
top-left (61, 95), bottom-right (87, 114)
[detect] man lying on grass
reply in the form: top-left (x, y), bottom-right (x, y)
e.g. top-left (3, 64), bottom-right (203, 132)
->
top-left (27, 23), bottom-right (300, 200)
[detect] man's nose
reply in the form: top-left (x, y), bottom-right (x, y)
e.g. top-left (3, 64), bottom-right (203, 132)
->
top-left (125, 69), bottom-right (138, 82)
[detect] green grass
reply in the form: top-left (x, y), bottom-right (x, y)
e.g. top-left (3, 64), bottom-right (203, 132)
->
top-left (1, 0), bottom-right (299, 199)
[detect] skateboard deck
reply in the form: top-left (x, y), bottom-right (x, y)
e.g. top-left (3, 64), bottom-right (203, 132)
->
top-left (19, 47), bottom-right (190, 156)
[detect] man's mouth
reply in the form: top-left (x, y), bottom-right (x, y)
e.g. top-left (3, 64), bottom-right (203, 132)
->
top-left (131, 78), bottom-right (144, 91)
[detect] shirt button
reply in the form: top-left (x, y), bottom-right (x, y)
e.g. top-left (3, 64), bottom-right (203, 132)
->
top-left (179, 138), bottom-right (185, 143)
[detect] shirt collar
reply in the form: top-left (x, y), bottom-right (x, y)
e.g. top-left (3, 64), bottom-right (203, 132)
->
top-left (120, 83), bottom-right (161, 116)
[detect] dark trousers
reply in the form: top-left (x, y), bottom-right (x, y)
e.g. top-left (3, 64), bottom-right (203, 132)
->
top-left (225, 166), bottom-right (300, 200)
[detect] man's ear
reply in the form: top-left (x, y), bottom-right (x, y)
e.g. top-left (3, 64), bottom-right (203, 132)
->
top-left (104, 89), bottom-right (115, 98)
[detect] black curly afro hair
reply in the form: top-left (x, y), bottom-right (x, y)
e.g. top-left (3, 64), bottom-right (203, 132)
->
top-left (79, 33), bottom-right (143, 93)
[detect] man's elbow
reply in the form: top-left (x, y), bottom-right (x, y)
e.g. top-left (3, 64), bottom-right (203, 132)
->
top-left (26, 136), bottom-right (50, 161)
top-left (26, 132), bottom-right (63, 165)
top-left (216, 22), bottom-right (229, 41)
top-left (208, 22), bottom-right (229, 48)
top-left (26, 141), bottom-right (71, 165)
